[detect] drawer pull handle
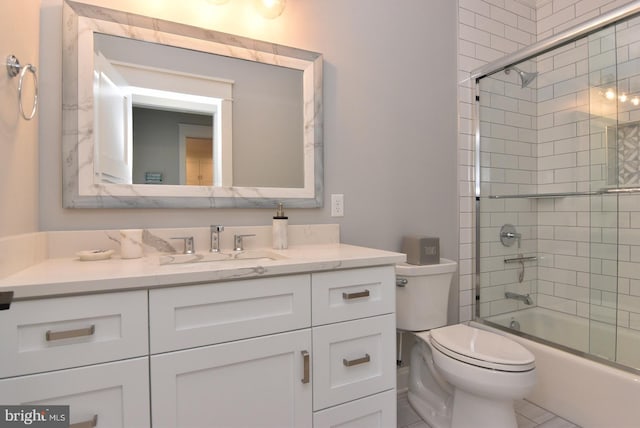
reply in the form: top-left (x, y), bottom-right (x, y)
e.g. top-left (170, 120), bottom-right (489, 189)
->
top-left (301, 350), bottom-right (310, 384)
top-left (343, 354), bottom-right (371, 367)
top-left (70, 415), bottom-right (98, 428)
top-left (342, 290), bottom-right (370, 300)
top-left (46, 325), bottom-right (95, 341)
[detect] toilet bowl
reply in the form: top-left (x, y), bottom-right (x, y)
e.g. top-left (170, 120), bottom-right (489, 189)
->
top-left (396, 261), bottom-right (536, 428)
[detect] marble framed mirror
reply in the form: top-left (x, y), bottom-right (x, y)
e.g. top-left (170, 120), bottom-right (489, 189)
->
top-left (62, 0), bottom-right (323, 208)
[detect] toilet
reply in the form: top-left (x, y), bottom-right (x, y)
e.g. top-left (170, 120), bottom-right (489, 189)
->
top-left (396, 260), bottom-right (536, 428)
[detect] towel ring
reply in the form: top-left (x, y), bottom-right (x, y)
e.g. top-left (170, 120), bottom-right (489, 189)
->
top-left (6, 55), bottom-right (38, 121)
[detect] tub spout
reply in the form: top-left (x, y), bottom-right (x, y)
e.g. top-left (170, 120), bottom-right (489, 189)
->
top-left (505, 291), bottom-right (533, 305)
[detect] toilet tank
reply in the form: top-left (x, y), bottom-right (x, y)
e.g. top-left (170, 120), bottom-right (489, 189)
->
top-left (395, 258), bottom-right (457, 331)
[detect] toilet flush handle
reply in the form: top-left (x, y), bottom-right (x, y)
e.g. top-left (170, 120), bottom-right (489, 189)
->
top-left (396, 277), bottom-right (408, 287)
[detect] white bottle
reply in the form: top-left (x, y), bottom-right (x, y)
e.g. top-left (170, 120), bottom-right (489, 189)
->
top-left (272, 203), bottom-right (288, 250)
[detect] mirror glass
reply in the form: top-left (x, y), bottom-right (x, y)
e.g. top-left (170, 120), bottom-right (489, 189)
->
top-left (62, 0), bottom-right (323, 208)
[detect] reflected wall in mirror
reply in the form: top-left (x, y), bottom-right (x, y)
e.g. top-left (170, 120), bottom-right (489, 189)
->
top-left (62, 0), bottom-right (323, 208)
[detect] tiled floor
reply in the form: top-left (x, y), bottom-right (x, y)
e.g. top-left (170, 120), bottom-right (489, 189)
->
top-left (397, 392), bottom-right (581, 428)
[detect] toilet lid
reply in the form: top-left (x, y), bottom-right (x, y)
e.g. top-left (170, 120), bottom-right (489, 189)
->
top-left (430, 324), bottom-right (535, 372)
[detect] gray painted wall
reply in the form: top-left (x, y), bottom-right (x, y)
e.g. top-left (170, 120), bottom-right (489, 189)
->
top-left (37, 0), bottom-right (459, 318)
top-left (0, 0), bottom-right (39, 238)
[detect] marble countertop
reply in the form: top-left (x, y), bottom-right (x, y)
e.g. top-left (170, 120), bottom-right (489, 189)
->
top-left (0, 243), bottom-right (406, 300)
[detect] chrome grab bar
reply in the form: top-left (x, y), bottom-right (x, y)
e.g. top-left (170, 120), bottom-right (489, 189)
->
top-left (602, 187), bottom-right (640, 194)
top-left (504, 255), bottom-right (537, 263)
top-left (488, 187), bottom-right (640, 199)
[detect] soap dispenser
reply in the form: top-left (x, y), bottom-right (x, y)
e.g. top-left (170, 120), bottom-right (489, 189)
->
top-left (272, 202), bottom-right (288, 249)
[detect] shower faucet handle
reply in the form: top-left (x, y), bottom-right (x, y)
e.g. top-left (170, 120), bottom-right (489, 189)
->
top-left (500, 224), bottom-right (521, 248)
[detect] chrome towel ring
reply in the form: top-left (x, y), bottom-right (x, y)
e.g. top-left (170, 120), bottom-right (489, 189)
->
top-left (6, 54), bottom-right (38, 121)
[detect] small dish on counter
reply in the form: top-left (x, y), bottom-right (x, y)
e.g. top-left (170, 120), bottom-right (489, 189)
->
top-left (76, 249), bottom-right (115, 261)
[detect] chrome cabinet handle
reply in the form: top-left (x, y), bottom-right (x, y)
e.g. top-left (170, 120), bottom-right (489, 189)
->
top-left (46, 325), bottom-right (95, 341)
top-left (70, 415), bottom-right (98, 428)
top-left (301, 350), bottom-right (310, 384)
top-left (342, 290), bottom-right (370, 300)
top-left (343, 353), bottom-right (370, 367)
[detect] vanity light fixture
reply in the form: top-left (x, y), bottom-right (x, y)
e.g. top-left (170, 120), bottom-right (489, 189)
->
top-left (253, 0), bottom-right (286, 18)
top-left (207, 0), bottom-right (231, 4)
top-left (600, 89), bottom-right (640, 106)
top-left (605, 88), bottom-right (616, 100)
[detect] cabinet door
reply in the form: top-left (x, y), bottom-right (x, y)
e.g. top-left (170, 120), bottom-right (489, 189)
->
top-left (0, 357), bottom-right (150, 428)
top-left (151, 329), bottom-right (312, 428)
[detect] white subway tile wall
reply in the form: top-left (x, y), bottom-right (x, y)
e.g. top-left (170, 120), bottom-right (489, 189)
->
top-left (457, 0), bottom-right (640, 343)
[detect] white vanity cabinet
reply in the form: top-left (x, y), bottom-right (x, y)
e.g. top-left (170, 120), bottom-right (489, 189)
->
top-left (0, 290), bottom-right (150, 427)
top-left (148, 266), bottom-right (397, 428)
top-left (0, 258), bottom-right (398, 428)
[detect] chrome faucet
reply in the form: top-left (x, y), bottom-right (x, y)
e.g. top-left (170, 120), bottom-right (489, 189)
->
top-left (505, 292), bottom-right (533, 305)
top-left (234, 234), bottom-right (255, 251)
top-left (210, 225), bottom-right (224, 252)
top-left (171, 236), bottom-right (195, 254)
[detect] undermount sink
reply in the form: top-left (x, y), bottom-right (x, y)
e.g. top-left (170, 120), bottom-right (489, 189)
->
top-left (158, 250), bottom-right (287, 266)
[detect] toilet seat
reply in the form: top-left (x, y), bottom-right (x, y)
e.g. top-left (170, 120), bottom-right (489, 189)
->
top-left (430, 324), bottom-right (535, 372)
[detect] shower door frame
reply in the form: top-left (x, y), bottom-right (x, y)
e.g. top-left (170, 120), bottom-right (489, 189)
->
top-left (471, 0), bottom-right (640, 375)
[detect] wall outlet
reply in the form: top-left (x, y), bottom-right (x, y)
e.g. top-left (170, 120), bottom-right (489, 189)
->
top-left (331, 194), bottom-right (344, 217)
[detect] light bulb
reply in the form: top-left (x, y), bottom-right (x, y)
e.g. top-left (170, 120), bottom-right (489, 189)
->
top-left (632, 97), bottom-right (640, 106)
top-left (254, 0), bottom-right (286, 18)
top-left (619, 93), bottom-right (628, 102)
top-left (605, 89), bottom-right (616, 100)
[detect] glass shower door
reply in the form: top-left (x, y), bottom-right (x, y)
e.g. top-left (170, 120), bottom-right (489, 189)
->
top-left (587, 25), bottom-right (619, 363)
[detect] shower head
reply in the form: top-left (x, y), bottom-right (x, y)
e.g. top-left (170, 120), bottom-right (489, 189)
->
top-left (505, 66), bottom-right (538, 88)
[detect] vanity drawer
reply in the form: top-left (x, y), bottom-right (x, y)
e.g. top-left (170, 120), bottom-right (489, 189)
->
top-left (313, 389), bottom-right (396, 428)
top-left (0, 357), bottom-right (150, 428)
top-left (0, 290), bottom-right (148, 378)
top-left (149, 274), bottom-right (311, 353)
top-left (311, 266), bottom-right (395, 326)
top-left (312, 314), bottom-right (396, 410)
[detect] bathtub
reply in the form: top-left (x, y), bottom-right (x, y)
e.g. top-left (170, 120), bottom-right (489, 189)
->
top-left (487, 307), bottom-right (640, 369)
top-left (472, 309), bottom-right (640, 428)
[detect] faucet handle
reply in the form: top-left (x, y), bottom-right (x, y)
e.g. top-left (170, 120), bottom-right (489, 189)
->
top-left (171, 236), bottom-right (195, 254)
top-left (234, 234), bottom-right (255, 251)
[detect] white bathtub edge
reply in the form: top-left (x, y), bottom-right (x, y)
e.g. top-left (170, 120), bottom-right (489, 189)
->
top-left (471, 321), bottom-right (640, 428)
